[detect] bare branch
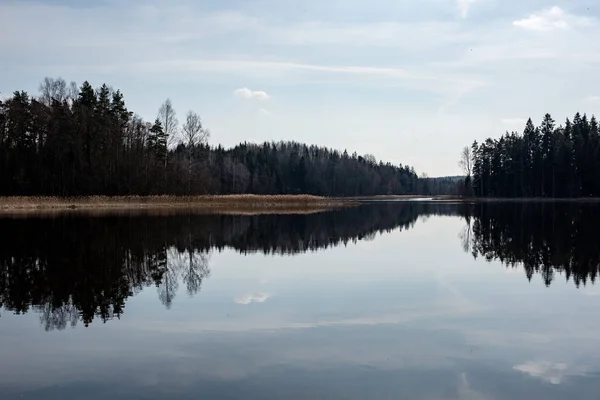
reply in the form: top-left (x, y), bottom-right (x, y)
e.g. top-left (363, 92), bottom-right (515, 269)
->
top-left (158, 98), bottom-right (179, 147)
top-left (182, 110), bottom-right (210, 148)
top-left (458, 146), bottom-right (472, 177)
top-left (38, 77), bottom-right (68, 105)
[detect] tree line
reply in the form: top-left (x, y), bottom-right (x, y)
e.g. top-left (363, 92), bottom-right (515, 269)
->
top-left (419, 175), bottom-right (463, 196)
top-left (461, 112), bottom-right (600, 197)
top-left (0, 77), bottom-right (422, 197)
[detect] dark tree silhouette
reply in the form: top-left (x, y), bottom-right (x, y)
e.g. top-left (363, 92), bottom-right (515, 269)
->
top-left (466, 112), bottom-right (600, 197)
top-left (0, 77), bottom-right (433, 197)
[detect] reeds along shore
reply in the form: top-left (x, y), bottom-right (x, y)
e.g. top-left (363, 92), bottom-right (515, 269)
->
top-left (0, 195), bottom-right (358, 213)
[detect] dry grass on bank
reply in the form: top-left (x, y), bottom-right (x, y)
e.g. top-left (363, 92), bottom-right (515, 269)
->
top-left (0, 195), bottom-right (356, 214)
top-left (0, 207), bottom-right (337, 218)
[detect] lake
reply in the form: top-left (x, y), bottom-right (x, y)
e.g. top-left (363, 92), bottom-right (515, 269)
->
top-left (1, 201), bottom-right (600, 399)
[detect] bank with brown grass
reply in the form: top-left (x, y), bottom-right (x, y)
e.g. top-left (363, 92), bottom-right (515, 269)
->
top-left (0, 195), bottom-right (358, 213)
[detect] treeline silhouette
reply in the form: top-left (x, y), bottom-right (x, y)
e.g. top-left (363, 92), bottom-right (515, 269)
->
top-left (469, 113), bottom-right (600, 197)
top-left (0, 203), bottom-right (462, 331)
top-left (420, 176), bottom-right (463, 196)
top-left (466, 202), bottom-right (600, 287)
top-left (0, 77), bottom-right (420, 196)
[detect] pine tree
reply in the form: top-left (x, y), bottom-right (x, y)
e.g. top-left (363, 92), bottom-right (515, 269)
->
top-left (149, 118), bottom-right (167, 162)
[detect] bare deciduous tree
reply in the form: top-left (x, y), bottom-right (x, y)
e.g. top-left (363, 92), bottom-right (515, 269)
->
top-left (39, 77), bottom-right (68, 105)
top-left (182, 110), bottom-right (210, 193)
top-left (363, 153), bottom-right (377, 164)
top-left (157, 99), bottom-right (179, 189)
top-left (158, 98), bottom-right (179, 149)
top-left (68, 81), bottom-right (79, 102)
top-left (458, 146), bottom-right (472, 177)
top-left (182, 111), bottom-right (210, 148)
top-left (458, 146), bottom-right (474, 196)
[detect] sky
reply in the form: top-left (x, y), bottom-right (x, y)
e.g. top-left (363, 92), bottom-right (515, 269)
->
top-left (1, 0), bottom-right (600, 176)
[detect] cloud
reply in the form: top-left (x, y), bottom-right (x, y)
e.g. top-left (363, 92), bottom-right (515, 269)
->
top-left (122, 59), bottom-right (483, 95)
top-left (457, 0), bottom-right (481, 19)
top-left (584, 95), bottom-right (600, 103)
top-left (513, 7), bottom-right (592, 31)
top-left (258, 108), bottom-right (272, 116)
top-left (270, 20), bottom-right (470, 48)
top-left (234, 87), bottom-right (270, 100)
top-left (513, 361), bottom-right (585, 384)
top-left (457, 372), bottom-right (487, 400)
top-left (501, 118), bottom-right (527, 125)
top-left (234, 293), bottom-right (270, 305)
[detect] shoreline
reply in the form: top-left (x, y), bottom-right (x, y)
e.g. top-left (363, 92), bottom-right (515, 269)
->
top-left (0, 195), bottom-right (358, 214)
top-left (4, 194), bottom-right (600, 215)
top-left (462, 197), bottom-right (600, 203)
top-left (352, 195), bottom-right (600, 202)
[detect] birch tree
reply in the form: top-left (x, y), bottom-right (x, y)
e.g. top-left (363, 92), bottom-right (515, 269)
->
top-left (182, 110), bottom-right (210, 193)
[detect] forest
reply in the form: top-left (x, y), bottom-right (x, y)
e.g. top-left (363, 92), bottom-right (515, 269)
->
top-left (464, 112), bottom-right (600, 197)
top-left (0, 77), bottom-right (430, 197)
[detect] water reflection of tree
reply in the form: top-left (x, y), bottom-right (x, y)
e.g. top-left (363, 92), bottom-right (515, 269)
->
top-left (459, 213), bottom-right (473, 253)
top-left (0, 203), bottom-right (466, 330)
top-left (181, 250), bottom-right (211, 296)
top-left (157, 248), bottom-right (211, 309)
top-left (465, 202), bottom-right (600, 287)
top-left (35, 301), bottom-right (79, 331)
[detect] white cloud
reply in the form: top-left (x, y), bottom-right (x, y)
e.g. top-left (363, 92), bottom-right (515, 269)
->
top-left (513, 7), bottom-right (592, 31)
top-left (234, 292), bottom-right (270, 305)
top-left (584, 95), bottom-right (600, 103)
top-left (119, 59), bottom-right (483, 97)
top-left (457, 372), bottom-right (487, 400)
top-left (501, 118), bottom-right (527, 125)
top-left (234, 87), bottom-right (270, 100)
top-left (270, 20), bottom-right (470, 48)
top-left (169, 60), bottom-right (418, 79)
top-left (258, 108), bottom-right (272, 116)
top-left (513, 361), bottom-right (586, 384)
top-left (457, 0), bottom-right (481, 19)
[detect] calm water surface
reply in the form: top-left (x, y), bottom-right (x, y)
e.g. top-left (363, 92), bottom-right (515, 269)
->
top-left (1, 202), bottom-right (600, 399)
